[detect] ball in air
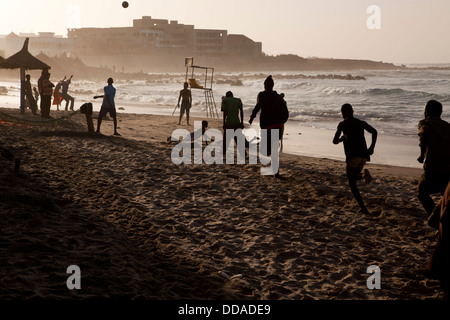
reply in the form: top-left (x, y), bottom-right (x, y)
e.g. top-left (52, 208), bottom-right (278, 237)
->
top-left (122, 1), bottom-right (129, 8)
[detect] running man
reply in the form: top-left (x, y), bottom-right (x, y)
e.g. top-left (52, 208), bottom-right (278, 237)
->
top-left (333, 103), bottom-right (377, 215)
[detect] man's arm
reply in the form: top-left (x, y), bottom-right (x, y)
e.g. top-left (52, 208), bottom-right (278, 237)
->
top-left (223, 109), bottom-right (227, 128)
top-left (332, 127), bottom-right (343, 145)
top-left (364, 123), bottom-right (378, 155)
top-left (249, 103), bottom-right (261, 124)
top-left (417, 122), bottom-right (428, 163)
top-left (177, 91), bottom-right (182, 106)
top-left (249, 93), bottom-right (262, 124)
top-left (240, 104), bottom-right (244, 129)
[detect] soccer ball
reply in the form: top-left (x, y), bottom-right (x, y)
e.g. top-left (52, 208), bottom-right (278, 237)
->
top-left (122, 1), bottom-right (129, 8)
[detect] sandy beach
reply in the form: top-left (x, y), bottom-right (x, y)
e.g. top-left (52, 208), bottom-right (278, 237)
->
top-left (0, 107), bottom-right (447, 301)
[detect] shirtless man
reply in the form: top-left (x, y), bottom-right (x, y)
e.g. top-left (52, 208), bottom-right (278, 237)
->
top-left (177, 82), bottom-right (192, 125)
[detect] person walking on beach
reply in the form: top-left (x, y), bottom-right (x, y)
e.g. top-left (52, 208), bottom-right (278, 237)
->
top-left (221, 91), bottom-right (249, 156)
top-left (416, 100), bottom-right (450, 228)
top-left (249, 75), bottom-right (289, 177)
top-left (177, 82), bottom-right (192, 125)
top-left (96, 77), bottom-right (120, 136)
top-left (62, 75), bottom-right (75, 111)
top-left (333, 103), bottom-right (377, 215)
top-left (40, 70), bottom-right (54, 119)
top-left (24, 74), bottom-right (37, 115)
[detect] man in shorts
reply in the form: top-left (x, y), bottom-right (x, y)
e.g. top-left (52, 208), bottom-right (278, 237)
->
top-left (96, 77), bottom-right (120, 135)
top-left (177, 82), bottom-right (192, 125)
top-left (333, 103), bottom-right (378, 215)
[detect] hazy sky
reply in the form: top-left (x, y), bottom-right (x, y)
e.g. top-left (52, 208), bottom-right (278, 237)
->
top-left (1, 0), bottom-right (449, 64)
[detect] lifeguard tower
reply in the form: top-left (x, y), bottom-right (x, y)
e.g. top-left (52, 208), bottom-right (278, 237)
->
top-left (184, 57), bottom-right (219, 119)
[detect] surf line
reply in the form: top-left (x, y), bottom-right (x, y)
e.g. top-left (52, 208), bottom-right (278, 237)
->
top-left (170, 121), bottom-right (280, 175)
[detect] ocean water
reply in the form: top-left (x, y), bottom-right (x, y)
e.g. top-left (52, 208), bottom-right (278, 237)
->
top-left (1, 68), bottom-right (449, 168)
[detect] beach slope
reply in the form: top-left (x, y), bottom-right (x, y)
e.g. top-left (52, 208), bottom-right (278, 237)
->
top-left (0, 109), bottom-right (446, 300)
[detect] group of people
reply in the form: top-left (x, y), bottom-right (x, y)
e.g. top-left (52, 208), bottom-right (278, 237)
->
top-left (23, 70), bottom-right (75, 118)
top-left (52, 75), bottom-right (75, 111)
top-left (23, 71), bottom-right (119, 135)
top-left (178, 75), bottom-right (450, 290)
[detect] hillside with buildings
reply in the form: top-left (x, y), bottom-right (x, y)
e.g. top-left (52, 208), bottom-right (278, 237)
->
top-left (1, 15), bottom-right (403, 75)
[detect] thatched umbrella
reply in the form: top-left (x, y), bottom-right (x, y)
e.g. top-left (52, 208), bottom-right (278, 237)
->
top-left (0, 38), bottom-right (51, 113)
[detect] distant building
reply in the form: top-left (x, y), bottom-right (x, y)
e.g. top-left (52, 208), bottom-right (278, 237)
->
top-left (193, 29), bottom-right (227, 57)
top-left (0, 16), bottom-right (262, 71)
top-left (68, 16), bottom-right (260, 60)
top-left (227, 34), bottom-right (263, 58)
top-left (0, 32), bottom-right (73, 58)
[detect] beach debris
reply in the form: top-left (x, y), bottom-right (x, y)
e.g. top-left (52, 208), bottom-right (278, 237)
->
top-left (218, 271), bottom-right (243, 280)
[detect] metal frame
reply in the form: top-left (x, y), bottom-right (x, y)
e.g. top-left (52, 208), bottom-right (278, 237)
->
top-left (184, 57), bottom-right (219, 119)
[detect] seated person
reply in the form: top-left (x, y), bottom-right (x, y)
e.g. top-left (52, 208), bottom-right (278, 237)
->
top-left (167, 120), bottom-right (210, 147)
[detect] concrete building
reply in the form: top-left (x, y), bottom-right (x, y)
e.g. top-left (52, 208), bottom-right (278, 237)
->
top-left (67, 16), bottom-right (260, 60)
top-left (227, 34), bottom-right (262, 58)
top-left (0, 32), bottom-right (73, 58)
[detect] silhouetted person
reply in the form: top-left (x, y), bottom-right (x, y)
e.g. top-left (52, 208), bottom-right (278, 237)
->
top-left (417, 100), bottom-right (450, 228)
top-left (222, 91), bottom-right (249, 156)
top-left (426, 180), bottom-right (450, 294)
top-left (37, 69), bottom-right (46, 114)
top-left (62, 75), bottom-right (75, 111)
top-left (249, 75), bottom-right (289, 177)
top-left (33, 87), bottom-right (39, 109)
top-left (52, 78), bottom-right (63, 110)
top-left (40, 71), bottom-right (54, 119)
top-left (280, 93), bottom-right (286, 152)
top-left (177, 82), bottom-right (192, 125)
top-left (167, 120), bottom-right (209, 147)
top-left (24, 74), bottom-right (37, 115)
top-left (333, 103), bottom-right (377, 215)
top-left (96, 77), bottom-right (119, 135)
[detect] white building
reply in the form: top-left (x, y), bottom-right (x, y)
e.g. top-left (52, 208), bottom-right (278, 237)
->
top-left (0, 32), bottom-right (73, 58)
